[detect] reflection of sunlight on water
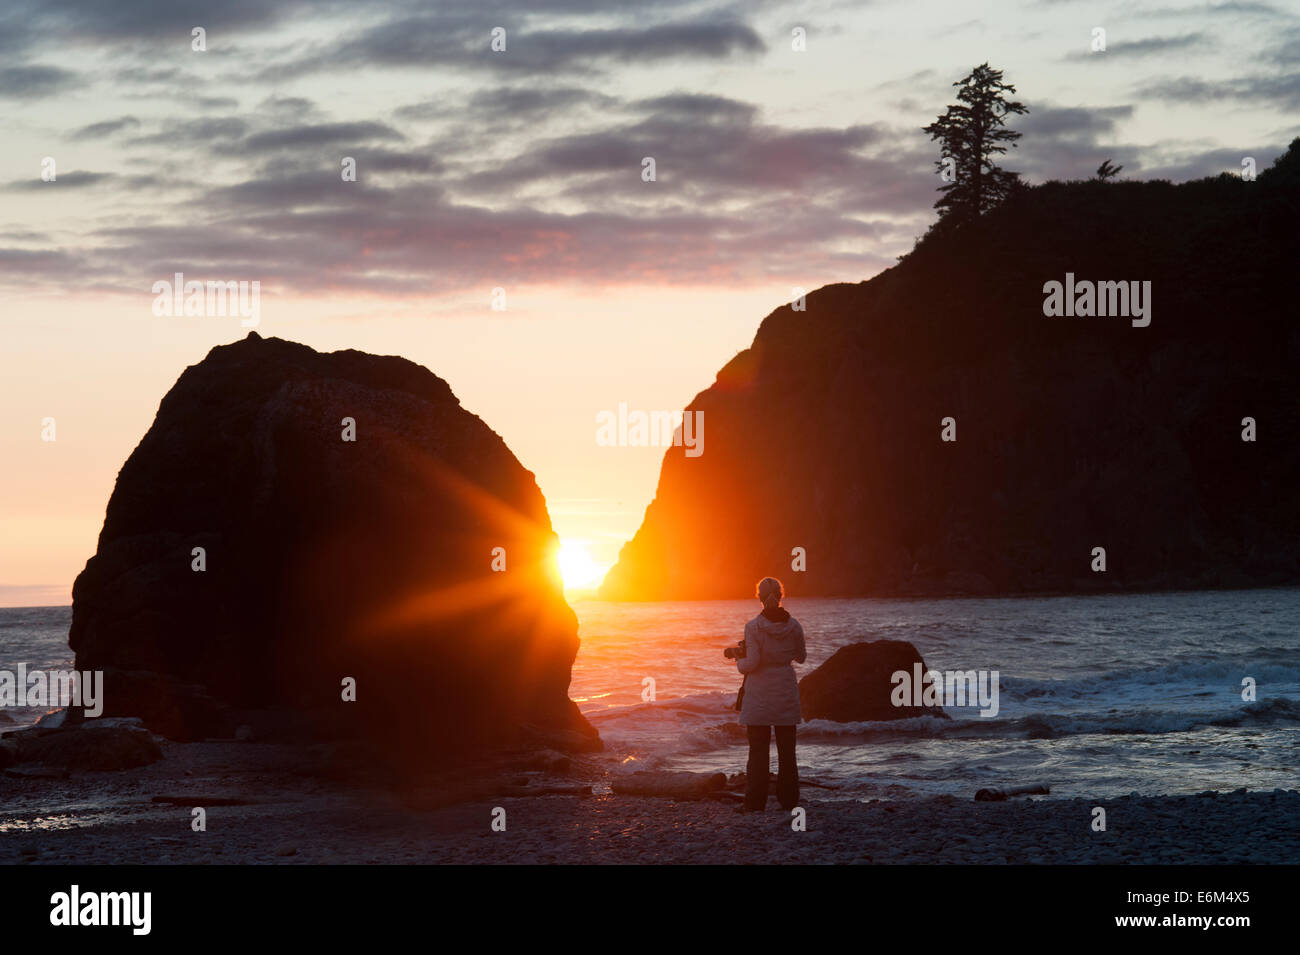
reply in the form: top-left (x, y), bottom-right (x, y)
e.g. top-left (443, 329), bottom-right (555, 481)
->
top-left (0, 813), bottom-right (105, 832)
top-left (0, 804), bottom-right (124, 832)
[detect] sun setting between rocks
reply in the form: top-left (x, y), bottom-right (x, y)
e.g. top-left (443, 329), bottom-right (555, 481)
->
top-left (556, 539), bottom-right (605, 591)
top-left (0, 0), bottom-right (1295, 917)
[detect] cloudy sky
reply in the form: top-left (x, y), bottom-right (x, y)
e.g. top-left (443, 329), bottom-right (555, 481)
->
top-left (1, 0), bottom-right (1296, 605)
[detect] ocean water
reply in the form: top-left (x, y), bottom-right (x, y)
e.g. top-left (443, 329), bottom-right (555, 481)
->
top-left (3, 590), bottom-right (1298, 802)
top-left (0, 605), bottom-right (73, 731)
top-left (570, 589), bottom-right (1300, 801)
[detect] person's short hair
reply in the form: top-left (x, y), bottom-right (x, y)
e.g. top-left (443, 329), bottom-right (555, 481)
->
top-left (756, 576), bottom-right (784, 605)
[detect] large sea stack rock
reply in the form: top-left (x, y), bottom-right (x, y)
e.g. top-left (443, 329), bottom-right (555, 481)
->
top-left (798, 640), bottom-right (947, 722)
top-left (69, 333), bottom-right (597, 759)
top-left (601, 142), bottom-right (1300, 598)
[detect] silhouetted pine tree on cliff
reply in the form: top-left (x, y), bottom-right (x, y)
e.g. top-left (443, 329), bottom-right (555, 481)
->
top-left (1095, 159), bottom-right (1124, 181)
top-left (923, 63), bottom-right (1028, 232)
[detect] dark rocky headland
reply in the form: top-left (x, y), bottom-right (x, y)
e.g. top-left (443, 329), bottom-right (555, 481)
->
top-left (600, 141), bottom-right (1300, 599)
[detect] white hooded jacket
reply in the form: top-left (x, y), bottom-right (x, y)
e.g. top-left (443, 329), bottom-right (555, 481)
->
top-left (736, 608), bottom-right (806, 726)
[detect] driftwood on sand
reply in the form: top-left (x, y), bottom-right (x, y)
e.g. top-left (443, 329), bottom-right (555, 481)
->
top-left (612, 771), bottom-right (728, 799)
top-left (726, 772), bottom-right (837, 791)
top-left (974, 785), bottom-right (1051, 802)
top-left (496, 784), bottom-right (594, 798)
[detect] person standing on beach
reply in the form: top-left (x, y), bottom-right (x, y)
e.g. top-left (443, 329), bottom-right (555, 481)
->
top-left (735, 576), bottom-right (806, 812)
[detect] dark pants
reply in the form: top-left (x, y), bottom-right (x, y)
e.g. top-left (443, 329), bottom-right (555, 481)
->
top-left (744, 724), bottom-right (799, 811)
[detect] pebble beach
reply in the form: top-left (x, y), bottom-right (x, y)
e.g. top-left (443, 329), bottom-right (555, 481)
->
top-left (3, 739), bottom-right (1296, 865)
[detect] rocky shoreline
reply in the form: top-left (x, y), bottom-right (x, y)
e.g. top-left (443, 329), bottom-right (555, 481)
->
top-left (3, 738), bottom-right (1296, 865)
